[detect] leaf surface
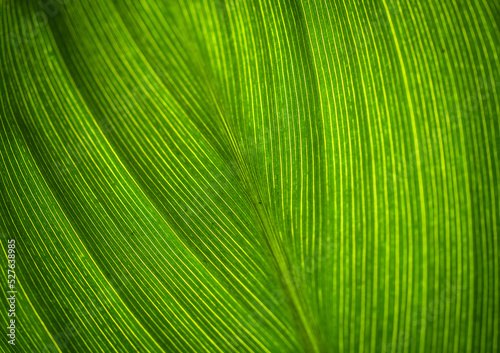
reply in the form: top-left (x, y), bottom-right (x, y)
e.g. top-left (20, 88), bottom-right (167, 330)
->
top-left (1, 0), bottom-right (499, 352)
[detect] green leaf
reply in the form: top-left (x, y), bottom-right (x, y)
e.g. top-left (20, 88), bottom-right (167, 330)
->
top-left (1, 0), bottom-right (499, 352)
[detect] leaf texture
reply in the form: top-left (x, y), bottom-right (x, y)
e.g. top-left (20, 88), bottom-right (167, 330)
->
top-left (1, 0), bottom-right (499, 352)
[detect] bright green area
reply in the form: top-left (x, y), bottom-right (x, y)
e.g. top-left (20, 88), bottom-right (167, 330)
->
top-left (1, 0), bottom-right (499, 352)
